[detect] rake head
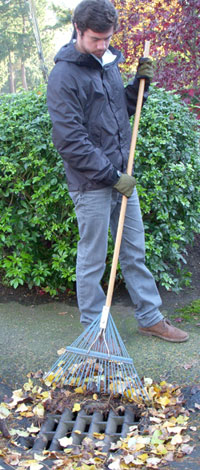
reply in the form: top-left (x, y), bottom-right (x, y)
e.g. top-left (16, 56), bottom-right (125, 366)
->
top-left (44, 314), bottom-right (149, 402)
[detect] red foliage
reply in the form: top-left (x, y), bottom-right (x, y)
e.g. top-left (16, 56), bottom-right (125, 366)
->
top-left (112, 0), bottom-right (200, 117)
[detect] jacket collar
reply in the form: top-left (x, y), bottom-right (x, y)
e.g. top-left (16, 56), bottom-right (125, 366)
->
top-left (54, 42), bottom-right (124, 68)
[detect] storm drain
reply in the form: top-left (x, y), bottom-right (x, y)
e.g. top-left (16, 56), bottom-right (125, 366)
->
top-left (31, 406), bottom-right (139, 453)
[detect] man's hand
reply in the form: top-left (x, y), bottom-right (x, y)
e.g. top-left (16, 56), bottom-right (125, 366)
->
top-left (136, 57), bottom-right (154, 81)
top-left (113, 173), bottom-right (136, 198)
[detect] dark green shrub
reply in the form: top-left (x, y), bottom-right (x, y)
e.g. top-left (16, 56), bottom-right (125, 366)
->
top-left (135, 87), bottom-right (200, 290)
top-left (0, 85), bottom-right (199, 294)
top-left (0, 88), bottom-right (78, 296)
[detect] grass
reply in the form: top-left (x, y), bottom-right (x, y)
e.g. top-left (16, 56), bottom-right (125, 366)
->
top-left (174, 299), bottom-right (200, 322)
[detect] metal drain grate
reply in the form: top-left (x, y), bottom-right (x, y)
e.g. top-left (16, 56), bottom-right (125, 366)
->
top-left (32, 406), bottom-right (139, 453)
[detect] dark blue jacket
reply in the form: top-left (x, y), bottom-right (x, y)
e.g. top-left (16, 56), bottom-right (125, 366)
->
top-left (47, 42), bottom-right (149, 191)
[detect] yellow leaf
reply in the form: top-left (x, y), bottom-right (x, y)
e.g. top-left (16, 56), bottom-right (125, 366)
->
top-left (156, 444), bottom-right (168, 455)
top-left (163, 419), bottom-right (176, 428)
top-left (138, 453), bottom-right (148, 462)
top-left (33, 403), bottom-right (45, 418)
top-left (93, 394), bottom-right (98, 400)
top-left (44, 373), bottom-right (55, 386)
top-left (157, 396), bottom-right (170, 408)
top-left (22, 411), bottom-right (34, 418)
top-left (135, 443), bottom-right (146, 451)
top-left (93, 432), bottom-right (105, 440)
top-left (72, 403), bottom-right (81, 412)
top-left (41, 391), bottom-right (50, 400)
top-left (23, 379), bottom-right (33, 391)
top-left (74, 387), bottom-right (84, 394)
top-left (74, 430), bottom-right (82, 434)
top-left (176, 415), bottom-right (189, 424)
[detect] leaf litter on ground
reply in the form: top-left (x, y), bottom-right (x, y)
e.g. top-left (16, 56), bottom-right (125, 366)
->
top-left (0, 371), bottom-right (197, 470)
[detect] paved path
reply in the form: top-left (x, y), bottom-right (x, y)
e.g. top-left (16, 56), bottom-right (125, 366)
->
top-left (0, 286), bottom-right (199, 469)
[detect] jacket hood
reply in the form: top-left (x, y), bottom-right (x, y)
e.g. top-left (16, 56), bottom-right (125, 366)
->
top-left (54, 42), bottom-right (123, 68)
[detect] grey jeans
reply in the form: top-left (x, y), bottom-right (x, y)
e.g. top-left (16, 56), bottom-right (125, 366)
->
top-left (69, 187), bottom-right (163, 328)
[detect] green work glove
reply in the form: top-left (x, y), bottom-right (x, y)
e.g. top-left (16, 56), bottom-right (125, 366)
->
top-left (113, 173), bottom-right (136, 198)
top-left (136, 57), bottom-right (154, 81)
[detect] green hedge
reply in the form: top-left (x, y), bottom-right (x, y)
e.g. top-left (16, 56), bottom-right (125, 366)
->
top-left (0, 85), bottom-right (199, 295)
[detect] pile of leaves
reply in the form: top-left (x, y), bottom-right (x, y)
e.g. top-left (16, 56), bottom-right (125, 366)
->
top-left (0, 374), bottom-right (198, 470)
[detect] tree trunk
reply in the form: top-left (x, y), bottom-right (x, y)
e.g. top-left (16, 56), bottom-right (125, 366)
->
top-left (21, 60), bottom-right (28, 89)
top-left (8, 52), bottom-right (15, 93)
top-left (27, 0), bottom-right (48, 83)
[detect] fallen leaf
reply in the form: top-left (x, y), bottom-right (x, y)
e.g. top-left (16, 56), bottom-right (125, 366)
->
top-left (183, 363), bottom-right (193, 370)
top-left (150, 417), bottom-right (162, 423)
top-left (108, 458), bottom-right (121, 470)
top-left (0, 403), bottom-right (11, 419)
top-left (164, 451), bottom-right (174, 462)
top-left (10, 428), bottom-right (29, 437)
top-left (167, 426), bottom-right (185, 434)
top-left (93, 432), bottom-right (105, 440)
top-left (58, 436), bottom-right (73, 447)
top-left (33, 403), bottom-right (45, 418)
top-left (27, 424), bottom-right (40, 434)
top-left (157, 396), bottom-right (170, 408)
top-left (30, 463), bottom-right (43, 470)
top-left (74, 387), bottom-right (84, 394)
top-left (16, 403), bottom-right (29, 413)
top-left (23, 380), bottom-right (33, 392)
top-left (176, 415), bottom-right (189, 424)
top-left (138, 453), bottom-right (148, 462)
top-left (33, 454), bottom-right (47, 461)
top-left (5, 453), bottom-right (20, 466)
top-left (171, 434), bottom-right (183, 445)
top-left (144, 378), bottom-right (153, 386)
top-left (146, 456), bottom-right (161, 466)
top-left (57, 348), bottom-right (66, 356)
top-left (123, 454), bottom-right (134, 464)
top-left (72, 403), bottom-right (81, 412)
top-left (181, 444), bottom-right (195, 454)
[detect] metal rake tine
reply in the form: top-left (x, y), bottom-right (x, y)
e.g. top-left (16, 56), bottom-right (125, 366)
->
top-left (78, 358), bottom-right (94, 388)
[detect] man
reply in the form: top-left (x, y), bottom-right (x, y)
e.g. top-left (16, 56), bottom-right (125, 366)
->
top-left (47, 0), bottom-right (189, 342)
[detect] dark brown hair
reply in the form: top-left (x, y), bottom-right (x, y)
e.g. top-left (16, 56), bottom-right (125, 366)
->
top-left (72, 0), bottom-right (118, 34)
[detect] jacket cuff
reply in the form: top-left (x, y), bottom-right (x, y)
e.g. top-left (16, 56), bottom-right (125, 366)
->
top-left (111, 168), bottom-right (120, 185)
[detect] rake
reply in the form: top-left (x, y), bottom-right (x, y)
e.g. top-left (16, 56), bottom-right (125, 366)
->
top-left (45, 41), bottom-right (150, 402)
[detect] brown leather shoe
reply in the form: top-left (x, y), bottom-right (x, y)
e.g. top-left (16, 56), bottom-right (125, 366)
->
top-left (138, 319), bottom-right (189, 342)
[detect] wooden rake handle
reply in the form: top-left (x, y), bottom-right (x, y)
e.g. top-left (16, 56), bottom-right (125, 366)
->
top-left (103, 41), bottom-right (150, 321)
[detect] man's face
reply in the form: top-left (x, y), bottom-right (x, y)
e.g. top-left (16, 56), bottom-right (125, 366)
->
top-left (75, 26), bottom-right (114, 58)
